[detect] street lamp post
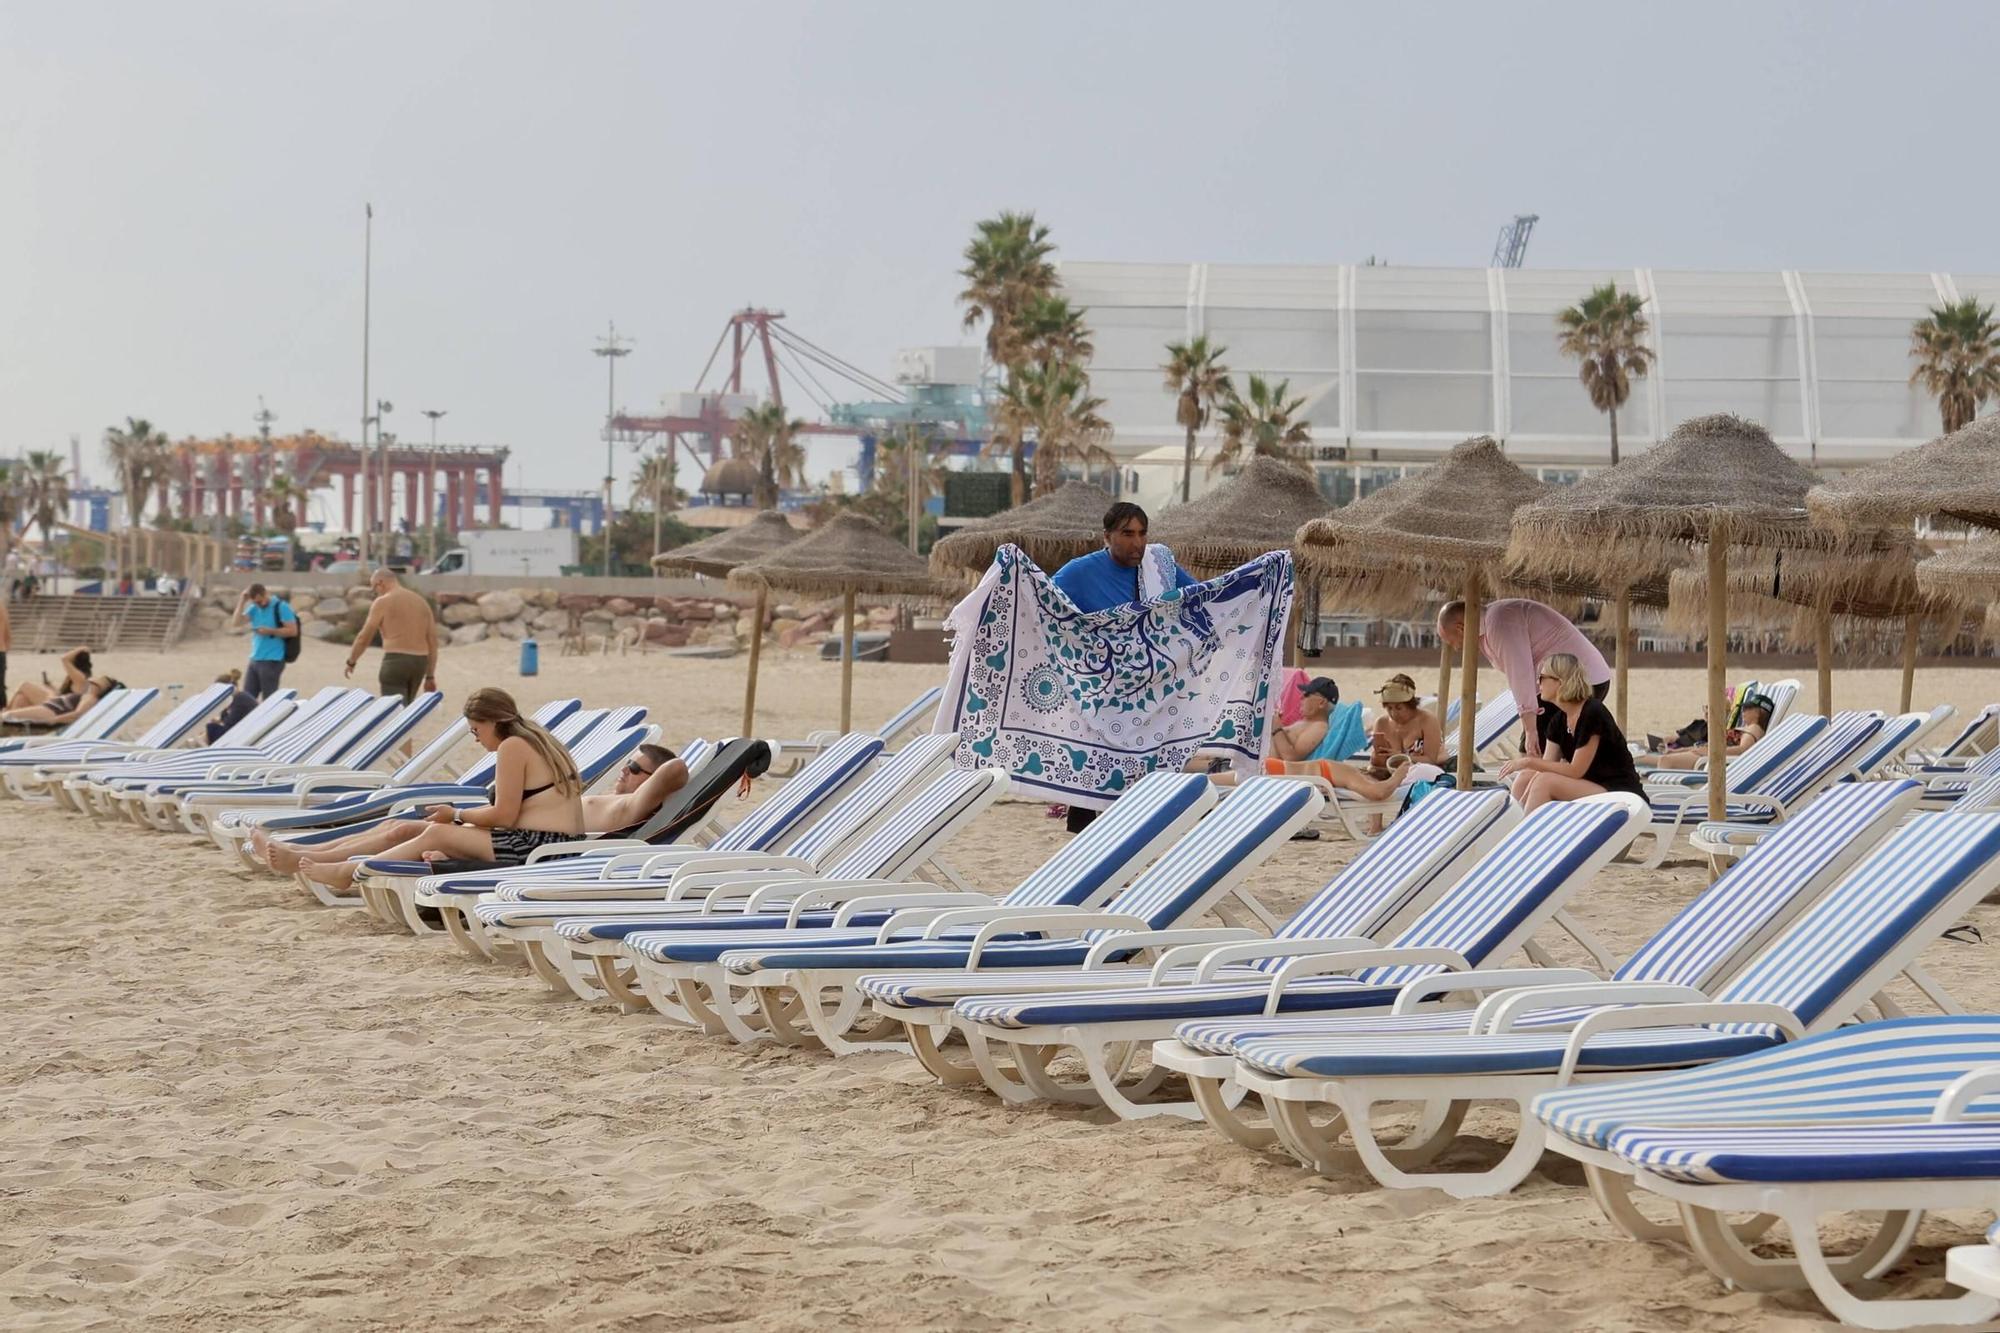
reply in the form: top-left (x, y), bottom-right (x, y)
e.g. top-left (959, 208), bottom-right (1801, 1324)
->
top-left (374, 398), bottom-right (394, 564)
top-left (421, 409), bottom-right (447, 568)
top-left (592, 321), bottom-right (632, 577)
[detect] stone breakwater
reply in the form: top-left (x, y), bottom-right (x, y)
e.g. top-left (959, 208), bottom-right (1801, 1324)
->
top-left (189, 586), bottom-right (907, 653)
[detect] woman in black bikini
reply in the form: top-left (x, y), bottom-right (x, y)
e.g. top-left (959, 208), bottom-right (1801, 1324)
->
top-left (1, 647), bottom-right (124, 726)
top-left (298, 687), bottom-right (584, 894)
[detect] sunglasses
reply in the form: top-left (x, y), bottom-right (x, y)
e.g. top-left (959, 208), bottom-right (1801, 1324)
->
top-left (625, 761), bottom-right (655, 777)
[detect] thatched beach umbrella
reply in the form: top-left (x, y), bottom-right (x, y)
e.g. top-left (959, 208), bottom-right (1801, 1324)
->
top-left (729, 511), bottom-right (954, 732)
top-left (1509, 413), bottom-right (1894, 822)
top-left (928, 481), bottom-right (1114, 580)
top-left (1810, 415), bottom-right (2000, 710)
top-left (652, 510), bottom-right (803, 733)
top-left (1295, 436), bottom-right (1553, 784)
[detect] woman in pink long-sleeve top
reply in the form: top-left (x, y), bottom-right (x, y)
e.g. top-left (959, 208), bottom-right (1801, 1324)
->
top-left (1436, 598), bottom-right (1611, 757)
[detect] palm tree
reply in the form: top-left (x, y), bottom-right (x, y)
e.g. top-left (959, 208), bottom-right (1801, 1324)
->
top-left (154, 439), bottom-right (182, 523)
top-left (0, 461), bottom-right (16, 558)
top-left (20, 450), bottom-right (69, 551)
top-left (732, 402), bottom-right (808, 509)
top-left (997, 362), bottom-right (1115, 492)
top-left (1212, 374), bottom-right (1312, 472)
top-left (632, 447), bottom-right (680, 555)
top-left (1556, 282), bottom-right (1655, 465)
top-left (1162, 336), bottom-right (1231, 502)
top-left (873, 425), bottom-right (949, 550)
top-left (959, 212), bottom-right (1060, 504)
top-left (264, 473), bottom-right (302, 532)
top-left (103, 417), bottom-right (168, 528)
top-left (1015, 293), bottom-right (1094, 368)
top-left (1910, 298), bottom-right (2000, 435)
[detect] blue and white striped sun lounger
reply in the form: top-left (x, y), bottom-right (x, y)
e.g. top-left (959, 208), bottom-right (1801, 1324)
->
top-left (1637, 711), bottom-right (1880, 868)
top-left (0, 685), bottom-right (156, 754)
top-left (1192, 807), bottom-right (2000, 1202)
top-left (0, 681), bottom-right (232, 794)
top-left (1535, 1017), bottom-right (2000, 1329)
top-left (770, 685), bottom-right (944, 775)
top-left (570, 772), bottom-right (1222, 1033)
top-left (947, 780), bottom-right (1920, 1123)
top-left (413, 733), bottom-right (884, 959)
top-left (1439, 691), bottom-right (1518, 766)
top-left (470, 749), bottom-right (1000, 1002)
top-left (50, 690), bottom-right (304, 813)
top-left (1923, 702), bottom-right (2000, 769)
top-left (687, 778), bottom-right (1324, 1054)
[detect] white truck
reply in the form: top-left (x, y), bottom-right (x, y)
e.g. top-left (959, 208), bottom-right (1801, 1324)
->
top-left (429, 529), bottom-right (577, 578)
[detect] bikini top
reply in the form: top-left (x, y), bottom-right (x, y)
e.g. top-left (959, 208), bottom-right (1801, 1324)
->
top-left (520, 781), bottom-right (555, 800)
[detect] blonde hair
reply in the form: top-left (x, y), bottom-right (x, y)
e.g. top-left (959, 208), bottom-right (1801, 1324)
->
top-left (1539, 652), bottom-right (1594, 704)
top-left (463, 688), bottom-right (581, 797)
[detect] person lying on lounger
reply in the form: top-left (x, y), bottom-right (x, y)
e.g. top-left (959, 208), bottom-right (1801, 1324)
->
top-left (1646, 694), bottom-right (1772, 769)
top-left (256, 719), bottom-right (687, 882)
top-left (2, 646), bottom-right (123, 726)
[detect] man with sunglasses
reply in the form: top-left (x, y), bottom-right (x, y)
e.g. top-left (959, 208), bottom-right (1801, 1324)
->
top-left (581, 743), bottom-right (689, 837)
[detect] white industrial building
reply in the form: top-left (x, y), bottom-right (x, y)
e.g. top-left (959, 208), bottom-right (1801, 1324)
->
top-left (1059, 262), bottom-right (1999, 509)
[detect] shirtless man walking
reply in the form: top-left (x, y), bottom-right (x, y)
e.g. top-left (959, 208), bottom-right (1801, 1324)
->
top-left (345, 568), bottom-right (438, 702)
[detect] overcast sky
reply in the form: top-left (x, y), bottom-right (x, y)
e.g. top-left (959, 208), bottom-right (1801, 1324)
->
top-left (4, 0), bottom-right (1995, 498)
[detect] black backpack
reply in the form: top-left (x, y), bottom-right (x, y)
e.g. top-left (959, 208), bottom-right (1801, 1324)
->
top-left (279, 600), bottom-right (302, 664)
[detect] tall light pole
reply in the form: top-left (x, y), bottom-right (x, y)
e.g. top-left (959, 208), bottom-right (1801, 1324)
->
top-left (374, 398), bottom-right (394, 562)
top-left (592, 321), bottom-right (632, 577)
top-left (359, 204), bottom-right (373, 564)
top-left (421, 409), bottom-right (446, 567)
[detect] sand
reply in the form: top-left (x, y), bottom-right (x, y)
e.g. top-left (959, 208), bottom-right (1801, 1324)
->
top-left (5, 633), bottom-right (2000, 1330)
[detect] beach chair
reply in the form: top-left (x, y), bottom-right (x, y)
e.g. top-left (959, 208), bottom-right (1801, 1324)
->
top-left (694, 777), bottom-right (1325, 1055)
top-left (356, 735), bottom-right (776, 935)
top-left (339, 718), bottom-right (662, 922)
top-left (567, 771), bottom-right (1222, 1030)
top-left (128, 693), bottom-right (415, 832)
top-left (1634, 711), bottom-right (1880, 869)
top-left (1193, 807), bottom-right (1998, 1203)
top-left (172, 692), bottom-right (445, 835)
top-left (1759, 677), bottom-right (1802, 728)
top-left (1535, 1017), bottom-right (2000, 1329)
top-left (473, 757), bottom-right (1005, 1004)
top-left (0, 682), bottom-right (232, 797)
top-left (1437, 691), bottom-right (1518, 766)
top-left (412, 734), bottom-right (884, 957)
top-left (769, 684), bottom-right (944, 775)
top-left (47, 690), bottom-right (302, 812)
top-left (0, 685), bottom-right (154, 751)
top-left (1852, 708), bottom-right (1950, 778)
top-left (1921, 702), bottom-right (2000, 768)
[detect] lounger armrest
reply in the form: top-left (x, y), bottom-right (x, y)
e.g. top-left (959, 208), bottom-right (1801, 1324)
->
top-left (1391, 967), bottom-right (1601, 1015)
top-left (822, 890), bottom-right (978, 929)
top-left (914, 903), bottom-right (1081, 940)
top-left (665, 870), bottom-right (810, 909)
top-left (1726, 792), bottom-right (1785, 818)
top-left (1264, 948), bottom-right (1473, 1015)
top-left (1476, 981), bottom-right (1709, 1034)
top-left (292, 771), bottom-right (390, 796)
top-left (595, 848), bottom-right (667, 877)
top-left (1080, 928), bottom-right (1259, 971)
top-left (764, 879), bottom-right (937, 922)
top-left (524, 839), bottom-right (604, 864)
top-left (659, 852), bottom-right (815, 884)
top-left (385, 792), bottom-right (486, 815)
top-left (1180, 936), bottom-right (1380, 985)
top-left (1933, 1066), bottom-right (2000, 1122)
top-left (1553, 1002), bottom-right (1806, 1085)
top-left (967, 913), bottom-right (1151, 966)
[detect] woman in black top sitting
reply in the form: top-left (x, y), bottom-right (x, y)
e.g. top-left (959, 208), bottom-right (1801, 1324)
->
top-left (1498, 652), bottom-right (1645, 810)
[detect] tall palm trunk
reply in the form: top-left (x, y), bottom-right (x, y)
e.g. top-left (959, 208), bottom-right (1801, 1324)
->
top-left (1607, 402), bottom-right (1620, 466)
top-left (651, 497), bottom-right (663, 557)
top-left (1181, 422), bottom-right (1195, 502)
top-left (1010, 440), bottom-right (1027, 506)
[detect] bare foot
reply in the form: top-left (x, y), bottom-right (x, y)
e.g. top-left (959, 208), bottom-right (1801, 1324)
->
top-left (298, 859), bottom-right (358, 896)
top-left (262, 835), bottom-right (304, 873)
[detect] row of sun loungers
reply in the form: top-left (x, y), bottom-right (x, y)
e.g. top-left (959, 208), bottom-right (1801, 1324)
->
top-left (49, 678), bottom-right (2000, 1327)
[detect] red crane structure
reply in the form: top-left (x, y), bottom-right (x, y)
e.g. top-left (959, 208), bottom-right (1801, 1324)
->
top-left (608, 307), bottom-right (897, 477)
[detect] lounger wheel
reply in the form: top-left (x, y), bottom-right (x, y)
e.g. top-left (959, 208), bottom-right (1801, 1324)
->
top-left (1269, 1097), bottom-right (1469, 1176)
top-left (1681, 1204), bottom-right (1922, 1296)
top-left (1586, 1165), bottom-right (1777, 1245)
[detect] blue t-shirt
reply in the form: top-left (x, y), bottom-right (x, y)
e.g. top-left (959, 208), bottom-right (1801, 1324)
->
top-left (247, 600), bottom-right (296, 662)
top-left (1051, 548), bottom-right (1198, 613)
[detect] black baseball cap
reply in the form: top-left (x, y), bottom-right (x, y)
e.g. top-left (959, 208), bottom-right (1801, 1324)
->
top-left (1299, 677), bottom-right (1339, 703)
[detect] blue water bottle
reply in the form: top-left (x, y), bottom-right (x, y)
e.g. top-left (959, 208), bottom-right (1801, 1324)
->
top-left (519, 638), bottom-right (539, 677)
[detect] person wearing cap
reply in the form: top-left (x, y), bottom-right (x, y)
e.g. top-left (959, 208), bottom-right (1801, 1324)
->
top-left (1650, 692), bottom-right (1772, 770)
top-left (1437, 597), bottom-right (1610, 757)
top-left (1371, 672), bottom-right (1442, 764)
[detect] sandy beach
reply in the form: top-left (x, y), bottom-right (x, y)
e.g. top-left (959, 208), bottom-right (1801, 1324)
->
top-left (6, 635), bottom-right (2000, 1330)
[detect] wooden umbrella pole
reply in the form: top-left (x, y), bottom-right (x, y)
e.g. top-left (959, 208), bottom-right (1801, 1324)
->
top-left (839, 588), bottom-right (856, 733)
top-left (1815, 609), bottom-right (1834, 716)
top-left (1436, 636), bottom-right (1453, 720)
top-left (1706, 519), bottom-right (1730, 826)
top-left (1455, 572), bottom-right (1481, 788)
top-left (1613, 591), bottom-right (1631, 731)
top-left (740, 584), bottom-right (768, 736)
top-left (1899, 614), bottom-right (1921, 714)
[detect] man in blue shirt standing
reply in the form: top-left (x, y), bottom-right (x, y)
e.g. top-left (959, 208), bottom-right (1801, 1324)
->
top-left (1047, 502), bottom-right (1199, 832)
top-left (232, 583), bottom-right (298, 700)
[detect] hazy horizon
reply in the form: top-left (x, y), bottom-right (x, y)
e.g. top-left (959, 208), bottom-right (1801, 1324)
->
top-left (5, 0), bottom-right (1996, 502)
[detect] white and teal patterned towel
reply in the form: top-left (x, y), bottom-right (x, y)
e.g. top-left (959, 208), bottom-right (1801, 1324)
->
top-left (937, 544), bottom-right (1293, 809)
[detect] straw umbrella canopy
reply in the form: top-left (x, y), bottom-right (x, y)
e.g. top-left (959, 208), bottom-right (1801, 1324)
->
top-left (1810, 415), bottom-right (2000, 710)
top-left (1295, 436), bottom-right (1566, 782)
top-left (1509, 412), bottom-right (1897, 821)
top-left (1918, 534), bottom-right (2000, 604)
top-left (1150, 455), bottom-right (1333, 579)
top-left (928, 481), bottom-right (1114, 580)
top-left (651, 510), bottom-right (803, 733)
top-left (729, 511), bottom-right (955, 731)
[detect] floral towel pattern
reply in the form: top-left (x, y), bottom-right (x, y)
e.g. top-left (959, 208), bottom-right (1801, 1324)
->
top-left (937, 545), bottom-right (1293, 809)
